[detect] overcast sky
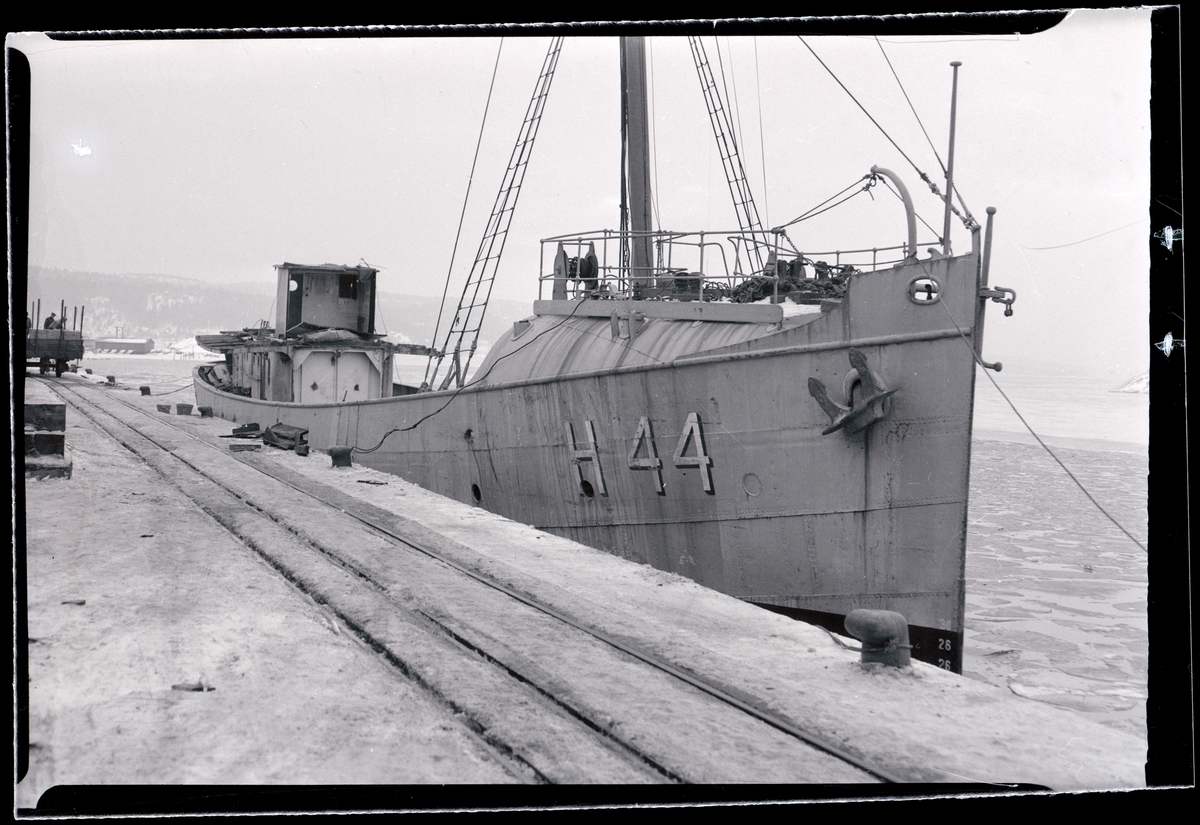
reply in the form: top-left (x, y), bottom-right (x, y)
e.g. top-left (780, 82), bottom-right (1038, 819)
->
top-left (11, 10), bottom-right (1153, 378)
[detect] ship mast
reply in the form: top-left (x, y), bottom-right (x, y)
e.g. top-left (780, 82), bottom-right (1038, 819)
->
top-left (621, 37), bottom-right (655, 295)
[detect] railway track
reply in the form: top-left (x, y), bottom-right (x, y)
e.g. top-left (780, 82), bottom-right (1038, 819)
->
top-left (42, 378), bottom-right (898, 785)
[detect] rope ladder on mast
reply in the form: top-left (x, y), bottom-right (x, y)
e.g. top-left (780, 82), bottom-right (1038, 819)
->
top-left (688, 36), bottom-right (767, 275)
top-left (428, 37), bottom-right (564, 391)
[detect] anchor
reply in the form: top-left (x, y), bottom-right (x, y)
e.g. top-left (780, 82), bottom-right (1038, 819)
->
top-left (807, 348), bottom-right (897, 435)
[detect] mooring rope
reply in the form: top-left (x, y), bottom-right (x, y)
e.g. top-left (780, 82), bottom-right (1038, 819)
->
top-left (154, 382), bottom-right (195, 396)
top-left (936, 292), bottom-right (1148, 553)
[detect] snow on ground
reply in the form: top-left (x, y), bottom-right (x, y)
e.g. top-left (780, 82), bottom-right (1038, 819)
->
top-left (23, 360), bottom-right (1149, 793)
top-left (240, 435), bottom-right (1145, 790)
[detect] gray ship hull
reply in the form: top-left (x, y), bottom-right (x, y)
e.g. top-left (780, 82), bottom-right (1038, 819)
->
top-left (196, 254), bottom-right (979, 671)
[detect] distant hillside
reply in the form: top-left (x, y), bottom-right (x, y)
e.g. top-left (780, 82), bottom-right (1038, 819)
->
top-left (26, 267), bottom-right (271, 341)
top-left (24, 267), bottom-right (533, 349)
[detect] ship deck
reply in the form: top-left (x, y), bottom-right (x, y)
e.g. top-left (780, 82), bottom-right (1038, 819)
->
top-left (19, 373), bottom-right (1146, 810)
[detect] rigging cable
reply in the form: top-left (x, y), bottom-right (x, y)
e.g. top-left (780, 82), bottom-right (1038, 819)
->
top-left (723, 37), bottom-right (764, 271)
top-left (874, 36), bottom-right (977, 225)
top-left (797, 36), bottom-right (976, 232)
top-left (935, 289), bottom-right (1148, 553)
top-left (777, 174), bottom-right (875, 229)
top-left (354, 297), bottom-right (592, 454)
top-left (1018, 218), bottom-right (1148, 250)
top-left (713, 35), bottom-right (757, 237)
top-left (647, 38), bottom-right (663, 232)
top-left (754, 37), bottom-right (770, 230)
top-left (714, 39), bottom-right (745, 165)
top-left (422, 39), bottom-right (506, 389)
top-left (876, 175), bottom-right (942, 239)
top-left (726, 38), bottom-right (755, 224)
top-left (797, 37), bottom-right (923, 185)
top-left (722, 36), bottom-right (771, 237)
top-left (786, 182), bottom-right (873, 226)
top-left (875, 36), bottom-right (946, 176)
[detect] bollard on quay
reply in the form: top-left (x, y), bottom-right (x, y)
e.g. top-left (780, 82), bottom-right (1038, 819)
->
top-left (329, 446), bottom-right (353, 467)
top-left (198, 406), bottom-right (213, 418)
top-left (844, 609), bottom-right (912, 668)
top-left (140, 386), bottom-right (151, 396)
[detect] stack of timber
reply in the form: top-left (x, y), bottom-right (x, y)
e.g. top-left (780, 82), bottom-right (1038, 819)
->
top-left (24, 380), bottom-right (72, 479)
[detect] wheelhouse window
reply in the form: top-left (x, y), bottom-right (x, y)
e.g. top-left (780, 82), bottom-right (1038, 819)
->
top-left (339, 273), bottom-right (358, 300)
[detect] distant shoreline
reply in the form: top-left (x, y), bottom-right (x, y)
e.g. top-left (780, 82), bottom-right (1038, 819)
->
top-left (974, 428), bottom-right (1146, 456)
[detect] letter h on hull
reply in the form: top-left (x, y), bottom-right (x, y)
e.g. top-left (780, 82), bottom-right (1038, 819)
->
top-left (565, 420), bottom-right (607, 496)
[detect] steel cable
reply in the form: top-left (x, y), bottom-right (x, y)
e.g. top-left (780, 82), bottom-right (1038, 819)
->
top-left (936, 290), bottom-right (1148, 553)
top-left (423, 39), bottom-right (506, 389)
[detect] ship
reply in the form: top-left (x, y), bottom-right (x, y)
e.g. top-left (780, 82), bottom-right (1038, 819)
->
top-left (195, 36), bottom-right (1016, 672)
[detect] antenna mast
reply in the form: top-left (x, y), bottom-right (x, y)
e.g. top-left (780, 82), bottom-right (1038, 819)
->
top-left (942, 61), bottom-right (962, 256)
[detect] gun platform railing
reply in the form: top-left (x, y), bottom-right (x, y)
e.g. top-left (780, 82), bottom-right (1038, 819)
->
top-left (539, 229), bottom-right (938, 303)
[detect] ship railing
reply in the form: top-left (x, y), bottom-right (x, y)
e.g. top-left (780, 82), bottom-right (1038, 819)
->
top-left (538, 228), bottom-right (935, 302)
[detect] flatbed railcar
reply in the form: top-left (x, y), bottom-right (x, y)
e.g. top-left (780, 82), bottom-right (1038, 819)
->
top-left (26, 329), bottom-right (85, 376)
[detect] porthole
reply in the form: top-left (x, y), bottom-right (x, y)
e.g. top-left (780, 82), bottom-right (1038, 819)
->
top-left (580, 480), bottom-right (595, 498)
top-left (471, 483), bottom-right (482, 502)
top-left (907, 276), bottom-right (941, 305)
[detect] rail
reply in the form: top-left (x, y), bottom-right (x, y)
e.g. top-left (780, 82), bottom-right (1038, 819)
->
top-left (538, 228), bottom-right (938, 303)
top-left (47, 377), bottom-right (905, 784)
